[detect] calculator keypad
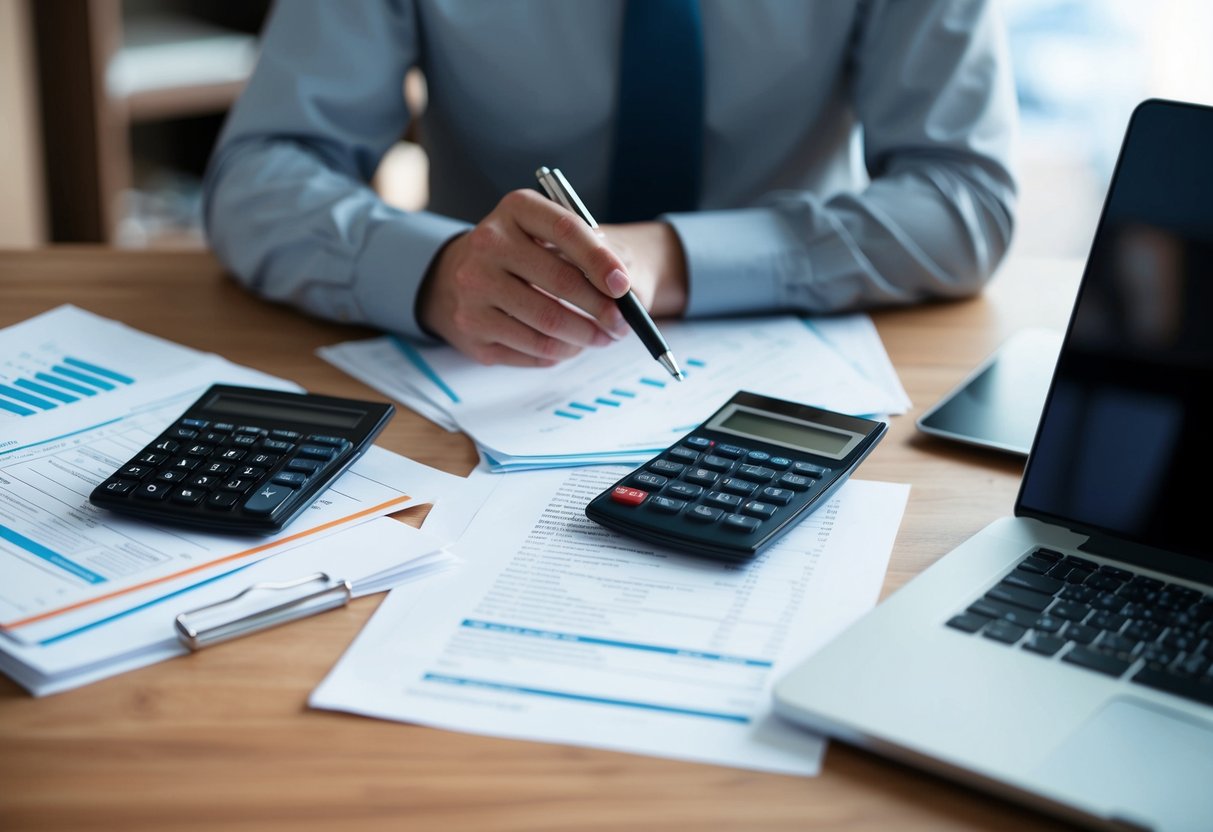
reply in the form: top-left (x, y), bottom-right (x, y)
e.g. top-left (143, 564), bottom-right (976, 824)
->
top-left (95, 417), bottom-right (351, 525)
top-left (607, 434), bottom-right (832, 539)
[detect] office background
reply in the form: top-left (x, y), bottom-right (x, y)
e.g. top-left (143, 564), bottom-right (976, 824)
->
top-left (1, 0), bottom-right (1212, 257)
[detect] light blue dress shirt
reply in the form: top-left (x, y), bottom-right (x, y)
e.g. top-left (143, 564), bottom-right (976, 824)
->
top-left (203, 0), bottom-right (1018, 343)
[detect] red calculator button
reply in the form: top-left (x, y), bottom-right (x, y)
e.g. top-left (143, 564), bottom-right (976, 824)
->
top-left (610, 486), bottom-right (649, 506)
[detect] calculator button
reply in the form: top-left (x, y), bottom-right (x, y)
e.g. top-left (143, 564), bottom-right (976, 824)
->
top-left (270, 429), bottom-right (301, 440)
top-left (202, 462), bottom-right (233, 476)
top-left (778, 473), bottom-right (813, 491)
top-left (221, 478), bottom-right (254, 492)
top-left (218, 448), bottom-right (247, 462)
top-left (152, 439), bottom-right (179, 453)
top-left (98, 479), bottom-right (134, 495)
top-left (261, 439), bottom-right (294, 453)
top-left (790, 462), bottom-right (829, 478)
top-left (722, 514), bottom-right (762, 533)
top-left (683, 436), bottom-right (712, 449)
top-left (684, 468), bottom-right (718, 487)
top-left (170, 427), bottom-right (198, 440)
top-left (206, 492), bottom-right (239, 510)
top-left (136, 452), bottom-right (167, 466)
top-left (610, 486), bottom-right (648, 507)
top-left (745, 450), bottom-right (770, 463)
top-left (297, 444), bottom-right (337, 460)
top-left (768, 456), bottom-right (792, 470)
top-left (759, 486), bottom-right (794, 505)
top-left (665, 482), bottom-right (704, 500)
top-left (703, 491), bottom-right (742, 509)
top-left (169, 458), bottom-right (199, 470)
top-left (117, 464), bottom-right (154, 479)
top-left (180, 418), bottom-right (209, 429)
top-left (271, 471), bottom-right (308, 488)
top-left (307, 435), bottom-right (348, 447)
top-left (248, 453), bottom-right (280, 467)
top-left (667, 446), bottom-right (699, 463)
top-left (171, 487), bottom-right (206, 505)
top-left (236, 426), bottom-right (266, 435)
top-left (211, 423), bottom-right (235, 433)
top-left (228, 434), bottom-right (259, 447)
top-left (286, 458), bottom-right (324, 475)
top-left (715, 444), bottom-right (746, 459)
top-left (649, 459), bottom-right (684, 476)
top-left (188, 474), bottom-right (219, 489)
top-left (736, 464), bottom-right (775, 482)
top-left (648, 496), bottom-right (686, 514)
top-left (238, 466), bottom-right (267, 480)
top-left (186, 444), bottom-right (213, 457)
top-left (700, 454), bottom-right (732, 472)
top-left (155, 469), bottom-right (188, 484)
top-left (686, 505), bottom-right (723, 523)
top-left (200, 431), bottom-right (227, 444)
top-left (243, 484), bottom-right (295, 515)
top-left (719, 477), bottom-right (758, 496)
top-left (133, 482), bottom-right (171, 500)
top-left (633, 472), bottom-right (668, 489)
top-left (742, 501), bottom-right (778, 519)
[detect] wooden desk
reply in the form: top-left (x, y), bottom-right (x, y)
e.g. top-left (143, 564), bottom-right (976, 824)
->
top-left (0, 247), bottom-right (1085, 832)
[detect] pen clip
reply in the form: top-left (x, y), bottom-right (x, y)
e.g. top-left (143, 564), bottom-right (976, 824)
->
top-left (535, 166), bottom-right (598, 229)
top-left (174, 571), bottom-right (352, 651)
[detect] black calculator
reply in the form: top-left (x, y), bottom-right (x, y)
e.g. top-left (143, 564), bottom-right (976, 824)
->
top-left (89, 385), bottom-right (395, 534)
top-left (585, 390), bottom-right (887, 560)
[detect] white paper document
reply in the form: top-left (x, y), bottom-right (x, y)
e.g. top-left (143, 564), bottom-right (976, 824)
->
top-left (0, 517), bottom-right (457, 696)
top-left (311, 467), bottom-right (909, 775)
top-left (319, 315), bottom-right (909, 471)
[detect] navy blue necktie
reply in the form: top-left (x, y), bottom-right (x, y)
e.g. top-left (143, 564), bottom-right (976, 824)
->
top-left (606, 0), bottom-right (705, 223)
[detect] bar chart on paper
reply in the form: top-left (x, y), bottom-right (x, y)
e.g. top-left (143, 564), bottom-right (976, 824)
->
top-left (553, 359), bottom-right (708, 421)
top-left (0, 353), bottom-right (136, 418)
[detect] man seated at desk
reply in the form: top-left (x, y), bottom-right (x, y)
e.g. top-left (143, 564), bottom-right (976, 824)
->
top-left (203, 0), bottom-right (1017, 369)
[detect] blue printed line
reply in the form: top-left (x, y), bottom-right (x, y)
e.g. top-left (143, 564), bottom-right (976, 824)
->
top-left (0, 524), bottom-right (105, 584)
top-left (63, 357), bottom-right (134, 385)
top-left (0, 416), bottom-right (124, 457)
top-left (0, 398), bottom-right (35, 417)
top-left (594, 397), bottom-right (620, 407)
top-left (639, 377), bottom-right (666, 388)
top-left (611, 388), bottom-right (637, 398)
top-left (685, 358), bottom-right (706, 368)
top-left (390, 336), bottom-right (460, 403)
top-left (15, 379), bottom-right (77, 403)
top-left (36, 372), bottom-right (96, 396)
top-left (53, 365), bottom-right (114, 391)
top-left (554, 410), bottom-right (582, 420)
top-left (423, 673), bottom-right (750, 724)
top-left (461, 620), bottom-right (771, 667)
top-left (0, 384), bottom-right (57, 410)
top-left (568, 402), bottom-right (596, 412)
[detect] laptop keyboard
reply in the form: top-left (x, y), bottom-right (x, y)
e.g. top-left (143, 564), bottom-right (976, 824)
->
top-left (947, 548), bottom-right (1213, 707)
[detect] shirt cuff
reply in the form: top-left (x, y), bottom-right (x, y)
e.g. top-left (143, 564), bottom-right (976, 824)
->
top-left (663, 208), bottom-right (794, 319)
top-left (352, 210), bottom-right (472, 342)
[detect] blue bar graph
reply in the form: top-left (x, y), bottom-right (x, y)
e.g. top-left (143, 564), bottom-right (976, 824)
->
top-left (686, 357), bottom-right (706, 368)
top-left (640, 377), bottom-right (666, 388)
top-left (569, 402), bottom-right (597, 412)
top-left (611, 388), bottom-right (637, 398)
top-left (554, 410), bottom-right (583, 420)
top-left (595, 397), bottom-right (621, 407)
top-left (0, 356), bottom-right (134, 418)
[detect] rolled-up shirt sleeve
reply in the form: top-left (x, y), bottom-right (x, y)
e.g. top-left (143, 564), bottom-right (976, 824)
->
top-left (202, 0), bottom-right (466, 341)
top-left (672, 0), bottom-right (1018, 319)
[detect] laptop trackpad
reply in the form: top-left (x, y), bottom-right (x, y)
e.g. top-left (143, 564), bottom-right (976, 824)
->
top-left (1032, 697), bottom-right (1213, 832)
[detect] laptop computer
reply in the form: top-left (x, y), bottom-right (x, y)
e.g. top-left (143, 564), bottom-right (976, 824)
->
top-left (773, 98), bottom-right (1213, 832)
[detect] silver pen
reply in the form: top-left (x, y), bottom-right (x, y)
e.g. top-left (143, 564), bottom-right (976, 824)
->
top-left (535, 166), bottom-right (684, 382)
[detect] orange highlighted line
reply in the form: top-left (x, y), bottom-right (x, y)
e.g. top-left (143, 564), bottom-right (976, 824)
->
top-left (2, 494), bottom-right (413, 630)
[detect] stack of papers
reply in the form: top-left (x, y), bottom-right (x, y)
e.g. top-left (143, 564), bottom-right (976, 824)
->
top-left (319, 314), bottom-right (910, 471)
top-left (0, 306), bottom-right (467, 695)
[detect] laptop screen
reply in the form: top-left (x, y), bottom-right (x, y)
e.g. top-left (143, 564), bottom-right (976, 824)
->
top-left (1017, 99), bottom-right (1213, 572)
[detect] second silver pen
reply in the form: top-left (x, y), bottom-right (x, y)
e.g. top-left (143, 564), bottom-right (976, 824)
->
top-left (535, 166), bottom-right (684, 381)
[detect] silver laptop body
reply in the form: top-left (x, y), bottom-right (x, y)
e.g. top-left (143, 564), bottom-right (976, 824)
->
top-left (773, 98), bottom-right (1213, 832)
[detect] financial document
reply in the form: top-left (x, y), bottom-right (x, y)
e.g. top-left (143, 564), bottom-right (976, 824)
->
top-left (319, 315), bottom-right (909, 471)
top-left (311, 466), bottom-right (909, 775)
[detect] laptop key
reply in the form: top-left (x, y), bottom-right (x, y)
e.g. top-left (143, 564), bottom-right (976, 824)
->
top-left (1062, 646), bottom-right (1132, 677)
top-left (946, 613), bottom-right (991, 634)
top-left (982, 620), bottom-right (1026, 644)
top-left (1023, 633), bottom-right (1066, 656)
top-left (986, 583), bottom-right (1053, 612)
top-left (968, 598), bottom-right (1040, 628)
top-left (1003, 569), bottom-right (1065, 596)
top-left (1131, 666), bottom-right (1213, 707)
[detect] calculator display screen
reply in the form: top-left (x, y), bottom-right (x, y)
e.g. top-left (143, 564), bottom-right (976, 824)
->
top-left (202, 392), bottom-right (364, 429)
top-left (713, 408), bottom-right (860, 459)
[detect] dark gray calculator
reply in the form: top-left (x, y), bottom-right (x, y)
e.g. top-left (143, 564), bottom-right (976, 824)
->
top-left (585, 391), bottom-right (886, 560)
top-left (90, 384), bottom-right (394, 534)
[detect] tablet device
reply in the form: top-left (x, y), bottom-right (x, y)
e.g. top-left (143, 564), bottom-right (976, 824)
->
top-left (915, 328), bottom-right (1062, 456)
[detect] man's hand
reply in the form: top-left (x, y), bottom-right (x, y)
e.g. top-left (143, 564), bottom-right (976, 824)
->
top-left (417, 189), bottom-right (633, 367)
